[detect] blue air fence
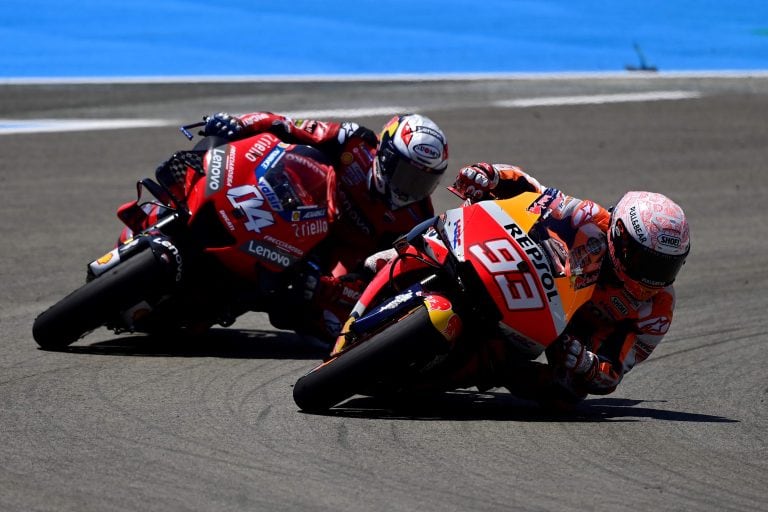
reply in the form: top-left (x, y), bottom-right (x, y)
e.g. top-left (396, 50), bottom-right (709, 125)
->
top-left (0, 0), bottom-right (766, 78)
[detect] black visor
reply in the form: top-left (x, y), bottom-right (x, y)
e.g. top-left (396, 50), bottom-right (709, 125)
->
top-left (613, 220), bottom-right (688, 288)
top-left (378, 144), bottom-right (442, 205)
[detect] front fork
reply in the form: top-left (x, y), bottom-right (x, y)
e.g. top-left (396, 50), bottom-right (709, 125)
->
top-left (85, 219), bottom-right (187, 331)
top-left (88, 214), bottom-right (185, 281)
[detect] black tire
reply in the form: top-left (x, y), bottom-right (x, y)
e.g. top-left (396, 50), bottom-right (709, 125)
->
top-left (293, 304), bottom-right (450, 412)
top-left (33, 248), bottom-right (171, 349)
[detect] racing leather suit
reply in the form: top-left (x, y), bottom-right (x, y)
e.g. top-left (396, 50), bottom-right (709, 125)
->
top-left (231, 112), bottom-right (436, 275)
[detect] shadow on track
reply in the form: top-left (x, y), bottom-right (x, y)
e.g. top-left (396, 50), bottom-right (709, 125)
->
top-left (49, 328), bottom-right (328, 360)
top-left (305, 391), bottom-right (738, 423)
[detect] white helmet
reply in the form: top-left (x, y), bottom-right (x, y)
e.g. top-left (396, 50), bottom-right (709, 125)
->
top-left (608, 191), bottom-right (690, 300)
top-left (371, 114), bottom-right (449, 208)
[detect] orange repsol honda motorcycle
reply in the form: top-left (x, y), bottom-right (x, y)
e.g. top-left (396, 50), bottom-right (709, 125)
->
top-left (293, 192), bottom-right (598, 412)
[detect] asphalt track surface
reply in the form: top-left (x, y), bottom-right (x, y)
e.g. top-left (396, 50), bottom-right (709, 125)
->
top-left (2, 76), bottom-right (767, 511)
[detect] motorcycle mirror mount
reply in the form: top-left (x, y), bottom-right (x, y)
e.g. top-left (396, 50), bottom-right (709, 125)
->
top-left (395, 216), bottom-right (439, 256)
top-left (180, 120), bottom-right (206, 141)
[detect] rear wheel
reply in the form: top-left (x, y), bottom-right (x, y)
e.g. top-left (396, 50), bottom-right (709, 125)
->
top-left (293, 304), bottom-right (449, 412)
top-left (33, 248), bottom-right (171, 349)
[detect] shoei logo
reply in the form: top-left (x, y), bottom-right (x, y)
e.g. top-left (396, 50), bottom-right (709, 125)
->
top-left (658, 233), bottom-right (681, 248)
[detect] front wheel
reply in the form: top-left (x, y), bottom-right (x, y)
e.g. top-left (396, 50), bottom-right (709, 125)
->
top-left (293, 305), bottom-right (450, 413)
top-left (33, 248), bottom-right (172, 349)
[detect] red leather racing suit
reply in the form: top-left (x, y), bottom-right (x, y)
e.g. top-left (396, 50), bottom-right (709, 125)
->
top-left (234, 112), bottom-right (437, 340)
top-left (234, 112), bottom-right (436, 277)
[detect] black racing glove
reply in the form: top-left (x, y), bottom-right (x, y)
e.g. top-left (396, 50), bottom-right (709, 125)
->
top-left (201, 112), bottom-right (245, 139)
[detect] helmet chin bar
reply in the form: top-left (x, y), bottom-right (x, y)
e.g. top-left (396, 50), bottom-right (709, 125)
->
top-left (370, 157), bottom-right (387, 196)
top-left (619, 267), bottom-right (662, 301)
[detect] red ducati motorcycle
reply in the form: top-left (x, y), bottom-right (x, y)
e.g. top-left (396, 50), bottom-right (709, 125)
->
top-left (293, 192), bottom-right (598, 412)
top-left (33, 123), bottom-right (336, 349)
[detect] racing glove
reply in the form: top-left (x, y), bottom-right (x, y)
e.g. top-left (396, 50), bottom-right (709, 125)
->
top-left (363, 248), bottom-right (397, 275)
top-left (317, 274), bottom-right (366, 308)
top-left (556, 335), bottom-right (598, 377)
top-left (297, 262), bottom-right (365, 308)
top-left (449, 162), bottom-right (499, 202)
top-left (350, 125), bottom-right (379, 148)
top-left (201, 112), bottom-right (245, 139)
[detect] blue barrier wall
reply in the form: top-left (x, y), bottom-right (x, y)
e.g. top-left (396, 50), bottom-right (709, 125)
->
top-left (1, 0), bottom-right (766, 78)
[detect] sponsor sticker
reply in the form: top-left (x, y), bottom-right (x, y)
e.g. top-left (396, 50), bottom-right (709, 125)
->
top-left (205, 146), bottom-right (227, 196)
top-left (658, 232), bottom-right (681, 249)
top-left (227, 184), bottom-right (274, 233)
top-left (611, 295), bottom-right (629, 315)
top-left (256, 145), bottom-right (286, 179)
top-left (629, 205), bottom-right (648, 243)
top-left (341, 162), bottom-right (367, 187)
top-left (341, 152), bottom-right (354, 165)
top-left (572, 200), bottom-right (598, 227)
top-left (293, 218), bottom-right (328, 238)
top-left (259, 180), bottom-right (283, 212)
top-left (243, 240), bottom-right (294, 268)
top-left (296, 207), bottom-right (327, 220)
top-left (637, 316), bottom-right (671, 335)
top-left (413, 143), bottom-right (440, 159)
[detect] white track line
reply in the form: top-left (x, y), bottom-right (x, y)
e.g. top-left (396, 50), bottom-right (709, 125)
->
top-left (1, 70), bottom-right (767, 85)
top-left (0, 90), bottom-right (703, 135)
top-left (0, 118), bottom-right (175, 135)
top-left (495, 90), bottom-right (702, 108)
top-left (283, 106), bottom-right (414, 119)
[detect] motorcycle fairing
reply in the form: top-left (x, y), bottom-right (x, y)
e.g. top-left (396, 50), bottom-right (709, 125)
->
top-left (438, 193), bottom-right (595, 350)
top-left (332, 192), bottom-right (597, 358)
top-left (183, 133), bottom-right (334, 276)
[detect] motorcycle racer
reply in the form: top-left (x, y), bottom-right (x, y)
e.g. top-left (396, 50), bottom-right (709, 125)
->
top-left (446, 162), bottom-right (691, 408)
top-left (137, 111), bottom-right (449, 342)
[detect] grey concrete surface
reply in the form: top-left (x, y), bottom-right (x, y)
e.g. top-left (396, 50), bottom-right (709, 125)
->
top-left (1, 76), bottom-right (767, 511)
